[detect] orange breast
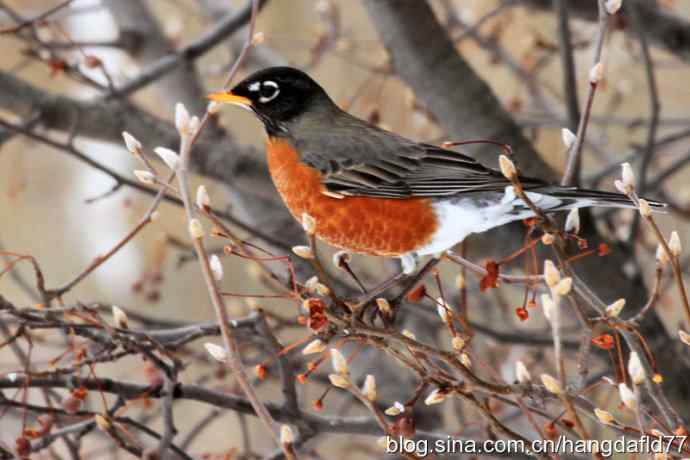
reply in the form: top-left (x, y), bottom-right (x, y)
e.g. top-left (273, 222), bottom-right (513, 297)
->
top-left (266, 138), bottom-right (438, 256)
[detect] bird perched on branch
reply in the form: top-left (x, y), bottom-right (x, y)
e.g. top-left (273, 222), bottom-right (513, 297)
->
top-left (208, 66), bottom-right (664, 273)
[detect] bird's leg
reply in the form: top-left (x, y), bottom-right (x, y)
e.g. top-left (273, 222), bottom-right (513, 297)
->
top-left (351, 254), bottom-right (418, 322)
top-left (391, 255), bottom-right (443, 307)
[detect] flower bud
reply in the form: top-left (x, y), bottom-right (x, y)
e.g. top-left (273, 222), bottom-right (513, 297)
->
top-left (188, 218), bottom-right (205, 239)
top-left (460, 352), bottom-right (472, 368)
top-left (452, 336), bottom-right (465, 350)
top-left (280, 424), bottom-right (294, 444)
top-left (329, 373), bottom-right (350, 388)
top-left (553, 277), bottom-right (572, 296)
top-left (679, 330), bottom-right (690, 347)
top-left (204, 342), bottom-right (228, 362)
top-left (251, 31), bottom-right (265, 46)
top-left (376, 298), bottom-right (392, 316)
top-left (122, 131), bottom-right (142, 156)
top-left (499, 155), bottom-right (517, 180)
top-left (619, 383), bottom-right (637, 410)
top-left (436, 298), bottom-right (452, 323)
top-left (402, 329), bottom-right (416, 340)
top-left (669, 231), bottom-right (682, 257)
top-left (384, 401), bottom-right (405, 416)
top-left (606, 298), bottom-right (626, 317)
top-left (332, 250), bottom-right (351, 269)
top-left (134, 170), bottom-right (155, 184)
top-left (541, 373), bottom-right (562, 395)
top-left (589, 62), bottom-right (604, 84)
top-left (543, 260), bottom-right (560, 287)
top-left (638, 199), bottom-right (652, 218)
top-left (541, 233), bottom-right (555, 245)
top-left (154, 147), bottom-right (179, 171)
top-left (292, 245), bottom-right (314, 259)
top-left (330, 348), bottom-right (349, 375)
top-left (628, 351), bottom-right (646, 385)
top-left (175, 102), bottom-right (191, 136)
top-left (561, 128), bottom-right (577, 149)
top-left (94, 414), bottom-right (111, 432)
top-left (656, 244), bottom-right (670, 266)
top-left (594, 408), bottom-right (615, 424)
top-left (424, 388), bottom-right (446, 405)
top-left (605, 0), bottom-right (622, 14)
top-left (302, 339), bottom-right (327, 355)
top-left (196, 185), bottom-right (210, 210)
top-left (362, 374), bottom-right (376, 401)
top-left (111, 305), bottom-right (128, 329)
top-left (621, 162), bottom-right (635, 192)
top-left (209, 254), bottom-right (223, 281)
top-left (515, 360), bottom-right (531, 384)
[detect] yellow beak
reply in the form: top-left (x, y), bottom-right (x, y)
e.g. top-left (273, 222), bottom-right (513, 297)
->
top-left (207, 91), bottom-right (253, 107)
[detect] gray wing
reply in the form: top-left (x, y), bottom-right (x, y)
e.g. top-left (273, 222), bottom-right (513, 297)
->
top-left (293, 117), bottom-right (546, 199)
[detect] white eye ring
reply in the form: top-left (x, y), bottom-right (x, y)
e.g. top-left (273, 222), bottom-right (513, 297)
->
top-left (259, 80), bottom-right (280, 103)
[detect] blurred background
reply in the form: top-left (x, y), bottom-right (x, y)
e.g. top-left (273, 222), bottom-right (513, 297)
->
top-left (2, 0), bottom-right (690, 458)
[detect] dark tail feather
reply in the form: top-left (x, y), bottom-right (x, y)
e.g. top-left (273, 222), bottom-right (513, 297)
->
top-left (538, 186), bottom-right (667, 212)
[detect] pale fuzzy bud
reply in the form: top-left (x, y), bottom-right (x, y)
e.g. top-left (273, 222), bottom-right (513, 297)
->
top-left (384, 401), bottom-right (405, 416)
top-left (196, 185), bottom-right (210, 209)
top-left (656, 244), bottom-right (670, 266)
top-left (207, 101), bottom-right (222, 115)
top-left (150, 210), bottom-right (161, 221)
top-left (424, 388), bottom-right (446, 405)
top-left (111, 305), bottom-right (128, 329)
top-left (304, 276), bottom-right (319, 292)
top-left (606, 298), bottom-right (626, 317)
top-left (330, 348), bottom-right (349, 375)
top-left (460, 352), bottom-right (472, 368)
top-left (436, 298), bottom-right (452, 323)
top-left (561, 128), bottom-right (577, 149)
top-left (134, 170), bottom-right (155, 184)
top-left (188, 218), bottom-right (205, 239)
top-left (122, 131), bottom-right (142, 156)
top-left (251, 31), bottom-right (265, 46)
top-left (614, 179), bottom-right (627, 194)
top-left (455, 273), bottom-right (465, 290)
top-left (541, 233), bottom-right (555, 245)
top-left (543, 260), bottom-right (560, 287)
top-left (589, 62), bottom-right (604, 84)
top-left (621, 162), bottom-right (635, 191)
top-left (94, 414), bottom-right (111, 432)
top-left (515, 360), bottom-right (531, 384)
top-left (451, 336), bottom-right (465, 350)
top-left (188, 116), bottom-right (200, 135)
top-left (376, 298), bottom-right (392, 316)
top-left (605, 0), bottom-right (622, 14)
top-left (679, 330), bottom-right (690, 346)
top-left (314, 283), bottom-right (330, 296)
top-left (553, 277), bottom-right (572, 296)
top-left (302, 339), bottom-right (327, 355)
top-left (362, 374), bottom-right (377, 401)
top-left (328, 373), bottom-right (351, 389)
top-left (628, 351), bottom-right (646, 385)
top-left (669, 231), bottom-right (682, 257)
top-left (204, 342), bottom-right (228, 362)
top-left (175, 102), bottom-right (191, 136)
top-left (332, 250), bottom-right (351, 269)
top-left (401, 329), bottom-right (416, 340)
top-left (154, 147), bottom-right (179, 171)
top-left (594, 408), bottom-right (615, 425)
top-left (618, 382), bottom-right (638, 410)
top-left (280, 425), bottom-right (295, 444)
top-left (209, 255), bottom-right (223, 281)
top-left (541, 294), bottom-right (556, 322)
top-left (301, 212), bottom-right (316, 235)
top-left (291, 245), bottom-right (314, 259)
top-left (637, 198), bottom-right (652, 218)
top-left (565, 208), bottom-right (580, 234)
top-left (499, 154), bottom-right (517, 180)
top-left (541, 373), bottom-right (563, 395)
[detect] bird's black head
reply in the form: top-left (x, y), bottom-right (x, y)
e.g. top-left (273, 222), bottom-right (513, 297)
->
top-left (208, 67), bottom-right (334, 135)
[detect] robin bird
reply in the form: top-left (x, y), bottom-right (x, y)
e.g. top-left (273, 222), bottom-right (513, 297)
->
top-left (208, 67), bottom-right (664, 273)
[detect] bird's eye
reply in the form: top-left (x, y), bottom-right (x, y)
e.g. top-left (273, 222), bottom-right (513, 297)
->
top-left (259, 81), bottom-right (280, 103)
